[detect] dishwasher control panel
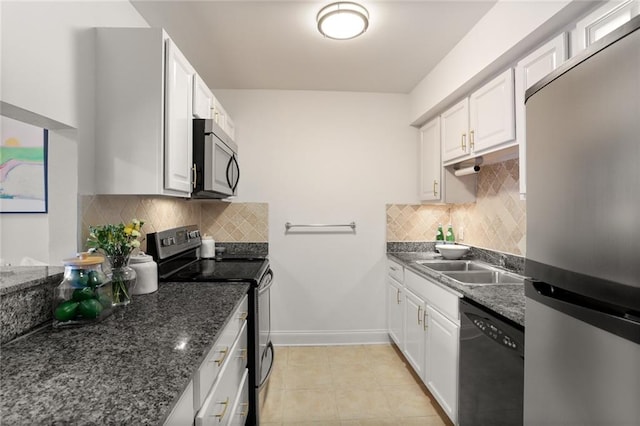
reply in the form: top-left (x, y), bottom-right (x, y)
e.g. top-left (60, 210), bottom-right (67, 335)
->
top-left (469, 313), bottom-right (521, 352)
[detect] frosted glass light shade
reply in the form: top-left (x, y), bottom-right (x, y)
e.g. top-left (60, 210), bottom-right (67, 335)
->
top-left (317, 2), bottom-right (369, 40)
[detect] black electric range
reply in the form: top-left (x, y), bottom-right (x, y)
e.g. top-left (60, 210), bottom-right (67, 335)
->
top-left (146, 225), bottom-right (274, 426)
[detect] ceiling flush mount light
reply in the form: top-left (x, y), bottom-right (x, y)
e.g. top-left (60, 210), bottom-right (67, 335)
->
top-left (317, 2), bottom-right (369, 40)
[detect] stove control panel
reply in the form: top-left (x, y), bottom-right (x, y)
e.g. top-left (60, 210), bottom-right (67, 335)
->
top-left (147, 225), bottom-right (202, 261)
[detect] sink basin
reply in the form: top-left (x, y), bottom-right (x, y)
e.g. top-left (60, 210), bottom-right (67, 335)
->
top-left (416, 260), bottom-right (492, 272)
top-left (443, 270), bottom-right (525, 285)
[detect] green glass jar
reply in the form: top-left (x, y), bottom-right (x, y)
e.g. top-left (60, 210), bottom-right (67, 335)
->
top-left (445, 224), bottom-right (455, 244)
top-left (52, 253), bottom-right (113, 327)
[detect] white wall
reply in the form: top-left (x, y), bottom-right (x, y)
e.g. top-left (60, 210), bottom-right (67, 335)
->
top-left (409, 0), bottom-right (594, 126)
top-left (216, 90), bottom-right (418, 345)
top-left (0, 1), bottom-right (148, 265)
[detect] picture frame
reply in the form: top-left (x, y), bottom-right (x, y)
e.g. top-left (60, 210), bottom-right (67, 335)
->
top-left (0, 116), bottom-right (49, 214)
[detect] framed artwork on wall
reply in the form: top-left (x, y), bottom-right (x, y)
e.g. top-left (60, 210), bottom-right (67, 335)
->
top-left (0, 116), bottom-right (48, 213)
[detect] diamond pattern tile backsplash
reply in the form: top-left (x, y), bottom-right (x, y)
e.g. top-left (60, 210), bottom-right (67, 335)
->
top-left (79, 196), bottom-right (268, 252)
top-left (387, 159), bottom-right (526, 255)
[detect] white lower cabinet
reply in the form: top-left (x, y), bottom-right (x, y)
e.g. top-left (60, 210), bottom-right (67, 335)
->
top-left (387, 265), bottom-right (461, 425)
top-left (425, 305), bottom-right (459, 424)
top-left (164, 295), bottom-right (248, 426)
top-left (387, 276), bottom-right (404, 348)
top-left (386, 260), bottom-right (405, 348)
top-left (403, 288), bottom-right (426, 378)
top-left (228, 370), bottom-right (250, 426)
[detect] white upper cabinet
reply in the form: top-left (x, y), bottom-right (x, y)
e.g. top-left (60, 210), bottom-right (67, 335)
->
top-left (193, 74), bottom-right (214, 119)
top-left (419, 117), bottom-right (442, 201)
top-left (468, 68), bottom-right (515, 154)
top-left (95, 28), bottom-right (195, 197)
top-left (516, 33), bottom-right (568, 198)
top-left (165, 40), bottom-right (195, 194)
top-left (441, 69), bottom-right (515, 164)
top-left (441, 98), bottom-right (470, 163)
top-left (572, 0), bottom-right (639, 55)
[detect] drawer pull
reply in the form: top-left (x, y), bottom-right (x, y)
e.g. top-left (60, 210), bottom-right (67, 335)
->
top-left (239, 402), bottom-right (249, 418)
top-left (238, 312), bottom-right (248, 321)
top-left (470, 130), bottom-right (475, 150)
top-left (390, 266), bottom-right (398, 271)
top-left (213, 397), bottom-right (230, 422)
top-left (418, 305), bottom-right (422, 325)
top-left (212, 347), bottom-right (229, 366)
top-left (423, 311), bottom-right (429, 331)
top-left (396, 288), bottom-right (401, 305)
top-left (237, 348), bottom-right (247, 361)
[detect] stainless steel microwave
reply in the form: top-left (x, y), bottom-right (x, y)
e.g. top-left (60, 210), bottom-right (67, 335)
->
top-left (192, 118), bottom-right (239, 199)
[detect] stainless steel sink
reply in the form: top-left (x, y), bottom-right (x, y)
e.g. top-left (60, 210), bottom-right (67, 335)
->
top-left (415, 260), bottom-right (492, 272)
top-left (443, 270), bottom-right (524, 285)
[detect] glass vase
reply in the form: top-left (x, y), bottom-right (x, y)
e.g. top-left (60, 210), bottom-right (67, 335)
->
top-left (107, 255), bottom-right (136, 306)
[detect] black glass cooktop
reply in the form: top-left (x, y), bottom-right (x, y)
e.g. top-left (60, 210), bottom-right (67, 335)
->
top-left (164, 258), bottom-right (269, 284)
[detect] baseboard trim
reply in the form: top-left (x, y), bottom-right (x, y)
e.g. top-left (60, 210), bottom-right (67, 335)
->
top-left (270, 329), bottom-right (391, 346)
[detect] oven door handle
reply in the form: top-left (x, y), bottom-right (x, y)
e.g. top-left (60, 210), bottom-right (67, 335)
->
top-left (258, 341), bottom-right (275, 390)
top-left (258, 270), bottom-right (274, 295)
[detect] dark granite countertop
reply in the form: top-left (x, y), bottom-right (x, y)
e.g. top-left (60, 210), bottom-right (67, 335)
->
top-left (0, 266), bottom-right (64, 295)
top-left (0, 281), bottom-right (250, 425)
top-left (388, 252), bottom-right (525, 327)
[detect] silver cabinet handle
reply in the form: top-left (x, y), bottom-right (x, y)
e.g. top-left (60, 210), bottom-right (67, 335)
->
top-left (418, 305), bottom-right (423, 325)
top-left (461, 133), bottom-right (467, 151)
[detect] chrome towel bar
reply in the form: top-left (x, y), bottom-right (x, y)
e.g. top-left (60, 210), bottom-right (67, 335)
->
top-left (285, 222), bottom-right (356, 231)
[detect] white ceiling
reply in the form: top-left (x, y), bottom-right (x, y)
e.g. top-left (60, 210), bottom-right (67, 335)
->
top-left (131, 1), bottom-right (497, 94)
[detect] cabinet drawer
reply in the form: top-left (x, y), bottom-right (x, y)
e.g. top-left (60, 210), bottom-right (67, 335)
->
top-left (195, 296), bottom-right (248, 406)
top-left (405, 270), bottom-right (460, 323)
top-left (228, 369), bottom-right (249, 426)
top-left (387, 260), bottom-right (404, 283)
top-left (196, 323), bottom-right (248, 426)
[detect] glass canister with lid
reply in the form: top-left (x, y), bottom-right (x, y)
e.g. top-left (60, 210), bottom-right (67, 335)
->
top-left (52, 253), bottom-right (113, 327)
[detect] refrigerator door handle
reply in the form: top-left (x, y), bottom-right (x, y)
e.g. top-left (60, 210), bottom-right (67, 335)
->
top-left (526, 280), bottom-right (640, 344)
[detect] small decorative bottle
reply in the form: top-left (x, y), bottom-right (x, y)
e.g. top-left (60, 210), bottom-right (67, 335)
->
top-left (445, 224), bottom-right (455, 244)
top-left (435, 224), bottom-right (445, 244)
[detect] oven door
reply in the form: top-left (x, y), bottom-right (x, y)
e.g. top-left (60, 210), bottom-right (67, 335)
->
top-left (204, 130), bottom-right (239, 196)
top-left (258, 270), bottom-right (274, 388)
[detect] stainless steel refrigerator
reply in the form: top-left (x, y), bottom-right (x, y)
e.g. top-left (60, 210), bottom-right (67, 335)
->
top-left (524, 16), bottom-right (640, 425)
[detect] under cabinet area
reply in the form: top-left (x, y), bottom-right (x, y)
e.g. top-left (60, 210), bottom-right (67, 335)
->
top-left (386, 261), bottom-right (461, 425)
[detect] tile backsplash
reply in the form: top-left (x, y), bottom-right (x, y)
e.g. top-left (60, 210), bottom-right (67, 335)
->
top-left (79, 196), bottom-right (268, 252)
top-left (387, 159), bottom-right (526, 255)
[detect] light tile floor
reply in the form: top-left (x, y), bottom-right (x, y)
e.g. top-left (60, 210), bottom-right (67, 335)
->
top-left (259, 344), bottom-right (451, 426)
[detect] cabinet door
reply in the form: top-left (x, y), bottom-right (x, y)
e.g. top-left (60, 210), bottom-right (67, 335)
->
top-left (387, 278), bottom-right (403, 348)
top-left (441, 98), bottom-right (470, 163)
top-left (516, 33), bottom-right (567, 197)
top-left (165, 39), bottom-right (195, 194)
top-left (419, 117), bottom-right (442, 201)
top-left (469, 68), bottom-right (515, 154)
top-left (193, 74), bottom-right (213, 119)
top-left (426, 306), bottom-right (459, 424)
top-left (572, 0), bottom-right (639, 54)
top-left (404, 289), bottom-right (426, 378)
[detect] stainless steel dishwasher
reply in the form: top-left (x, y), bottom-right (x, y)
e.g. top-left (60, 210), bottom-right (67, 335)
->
top-left (458, 298), bottom-right (525, 425)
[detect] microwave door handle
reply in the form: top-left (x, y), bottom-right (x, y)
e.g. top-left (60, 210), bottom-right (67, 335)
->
top-left (231, 154), bottom-right (240, 192)
top-left (225, 155), bottom-right (233, 190)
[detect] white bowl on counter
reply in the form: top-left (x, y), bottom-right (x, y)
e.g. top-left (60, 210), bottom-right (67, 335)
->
top-left (436, 244), bottom-right (471, 260)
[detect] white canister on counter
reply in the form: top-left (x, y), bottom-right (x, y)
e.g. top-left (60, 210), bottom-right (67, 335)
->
top-left (129, 253), bottom-right (158, 295)
top-left (201, 235), bottom-right (216, 259)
